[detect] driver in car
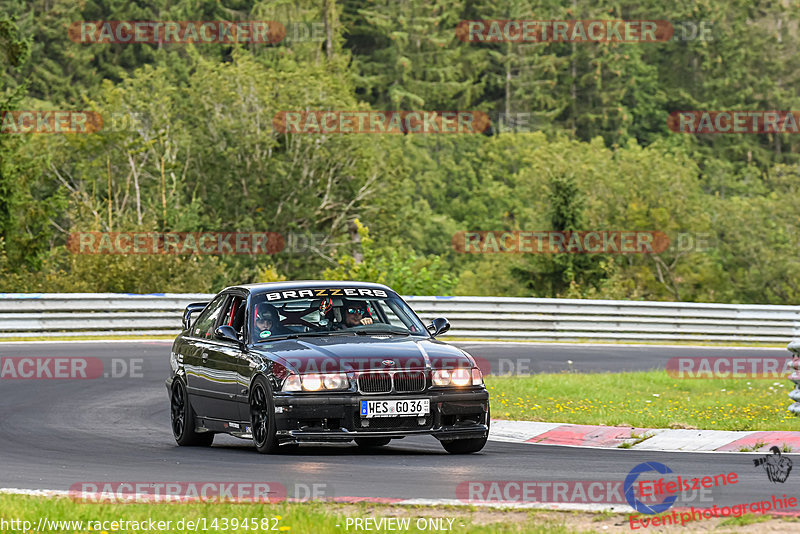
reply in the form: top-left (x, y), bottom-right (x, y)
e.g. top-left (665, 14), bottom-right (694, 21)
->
top-left (326, 299), bottom-right (374, 328)
top-left (319, 298), bottom-right (374, 329)
top-left (343, 300), bottom-right (373, 327)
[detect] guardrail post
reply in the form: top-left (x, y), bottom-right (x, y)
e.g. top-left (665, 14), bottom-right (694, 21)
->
top-left (788, 340), bottom-right (800, 415)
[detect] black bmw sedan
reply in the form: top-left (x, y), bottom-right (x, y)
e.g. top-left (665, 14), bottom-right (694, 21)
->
top-left (167, 281), bottom-right (490, 454)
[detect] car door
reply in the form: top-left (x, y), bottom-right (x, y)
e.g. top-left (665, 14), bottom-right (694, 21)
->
top-left (194, 293), bottom-right (248, 422)
top-left (237, 297), bottom-right (262, 422)
top-left (183, 293), bottom-right (228, 417)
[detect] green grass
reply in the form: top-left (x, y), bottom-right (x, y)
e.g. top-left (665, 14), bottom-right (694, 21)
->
top-left (617, 431), bottom-right (655, 448)
top-left (0, 495), bottom-right (596, 534)
top-left (486, 371), bottom-right (799, 431)
top-left (718, 513), bottom-right (776, 528)
top-left (737, 440), bottom-right (769, 452)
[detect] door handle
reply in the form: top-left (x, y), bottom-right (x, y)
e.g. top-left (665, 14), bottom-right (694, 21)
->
top-left (201, 352), bottom-right (209, 362)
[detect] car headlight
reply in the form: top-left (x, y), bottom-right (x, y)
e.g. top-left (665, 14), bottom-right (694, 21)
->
top-left (302, 373), bottom-right (323, 391)
top-left (282, 372), bottom-right (349, 392)
top-left (432, 368), bottom-right (481, 387)
top-left (432, 369), bottom-right (451, 386)
top-left (283, 374), bottom-right (302, 392)
top-left (451, 368), bottom-right (471, 386)
top-left (323, 373), bottom-right (348, 390)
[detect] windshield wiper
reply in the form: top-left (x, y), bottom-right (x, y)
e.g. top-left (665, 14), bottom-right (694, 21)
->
top-left (355, 329), bottom-right (410, 336)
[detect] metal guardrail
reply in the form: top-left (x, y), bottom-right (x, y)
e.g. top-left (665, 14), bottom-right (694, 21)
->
top-left (1, 293), bottom-right (799, 342)
top-left (0, 293), bottom-right (212, 338)
top-left (788, 341), bottom-right (800, 414)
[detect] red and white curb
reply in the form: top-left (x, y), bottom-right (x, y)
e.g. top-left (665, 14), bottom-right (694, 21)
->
top-left (489, 420), bottom-right (800, 453)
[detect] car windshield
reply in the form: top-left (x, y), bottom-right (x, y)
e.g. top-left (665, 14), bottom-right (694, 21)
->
top-left (250, 287), bottom-right (428, 342)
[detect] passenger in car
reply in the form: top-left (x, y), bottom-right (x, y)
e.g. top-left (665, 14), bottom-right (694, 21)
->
top-left (254, 304), bottom-right (288, 339)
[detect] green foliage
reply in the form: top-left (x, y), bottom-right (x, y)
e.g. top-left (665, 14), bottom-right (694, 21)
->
top-left (2, 0), bottom-right (800, 302)
top-left (511, 170), bottom-right (605, 296)
top-left (343, 0), bottom-right (485, 110)
top-left (1, 13), bottom-right (64, 272)
top-left (324, 220), bottom-right (457, 295)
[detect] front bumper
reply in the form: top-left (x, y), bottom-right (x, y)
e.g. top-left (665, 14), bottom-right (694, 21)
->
top-left (272, 389), bottom-right (489, 443)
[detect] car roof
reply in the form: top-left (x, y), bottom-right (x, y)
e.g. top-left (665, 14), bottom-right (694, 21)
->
top-left (223, 280), bottom-right (396, 297)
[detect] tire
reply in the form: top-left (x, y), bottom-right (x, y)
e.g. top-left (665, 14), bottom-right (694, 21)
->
top-left (355, 437), bottom-right (392, 448)
top-left (250, 376), bottom-right (280, 454)
top-left (170, 379), bottom-right (214, 446)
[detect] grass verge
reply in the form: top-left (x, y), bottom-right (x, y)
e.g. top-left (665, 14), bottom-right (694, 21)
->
top-left (485, 371), bottom-right (799, 431)
top-left (3, 495), bottom-right (800, 533)
top-left (0, 495), bottom-right (594, 533)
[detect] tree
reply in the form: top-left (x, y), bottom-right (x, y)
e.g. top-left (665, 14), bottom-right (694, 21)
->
top-left (324, 220), bottom-right (458, 295)
top-left (0, 14), bottom-right (63, 272)
top-left (342, 0), bottom-right (485, 109)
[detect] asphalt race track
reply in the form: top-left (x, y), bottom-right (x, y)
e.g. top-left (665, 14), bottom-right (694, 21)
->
top-left (0, 341), bottom-right (796, 511)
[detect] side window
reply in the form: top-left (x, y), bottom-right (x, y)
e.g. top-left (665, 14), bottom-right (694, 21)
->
top-left (222, 295), bottom-right (246, 337)
top-left (192, 295), bottom-right (228, 339)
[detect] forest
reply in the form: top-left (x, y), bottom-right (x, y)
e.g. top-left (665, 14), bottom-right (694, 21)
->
top-left (1, 0), bottom-right (799, 303)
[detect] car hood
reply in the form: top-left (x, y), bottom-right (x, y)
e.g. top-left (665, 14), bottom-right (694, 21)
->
top-left (251, 335), bottom-right (474, 374)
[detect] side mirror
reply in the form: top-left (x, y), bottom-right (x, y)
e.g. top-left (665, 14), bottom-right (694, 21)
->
top-left (427, 317), bottom-right (451, 337)
top-left (214, 325), bottom-right (240, 344)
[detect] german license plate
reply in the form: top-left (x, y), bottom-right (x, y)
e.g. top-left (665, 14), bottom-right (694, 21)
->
top-left (360, 399), bottom-right (430, 418)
